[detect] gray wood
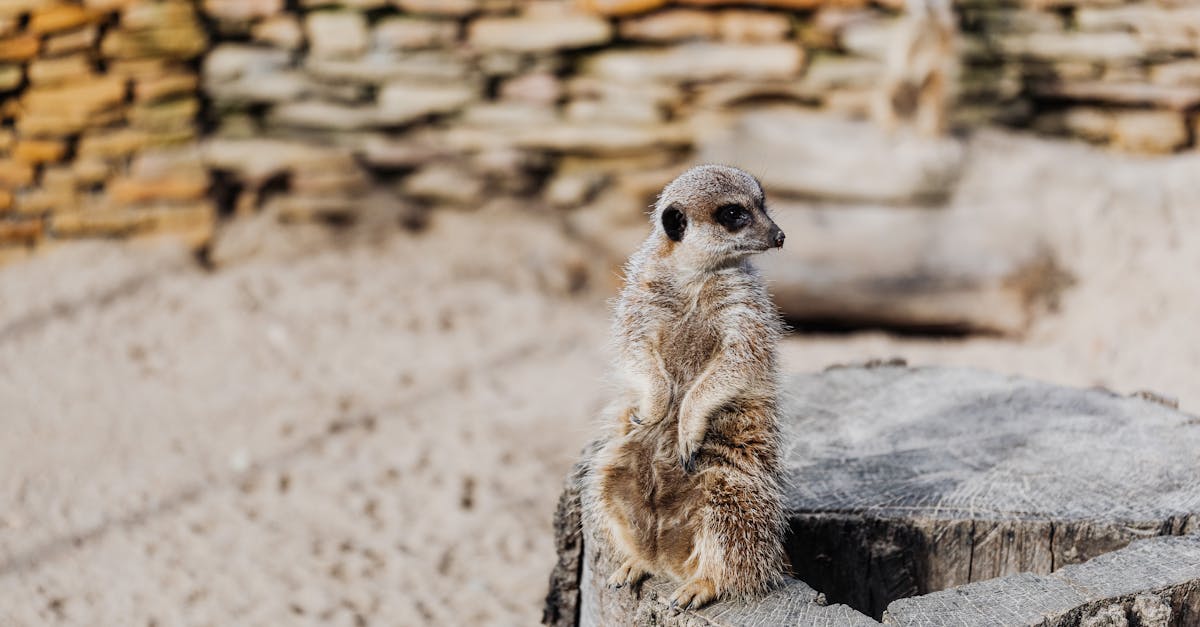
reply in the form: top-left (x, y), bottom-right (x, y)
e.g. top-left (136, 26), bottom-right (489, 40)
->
top-left (544, 366), bottom-right (1200, 626)
top-left (757, 204), bottom-right (1070, 335)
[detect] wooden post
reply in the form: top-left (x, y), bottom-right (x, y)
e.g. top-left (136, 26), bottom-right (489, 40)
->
top-left (545, 365), bottom-right (1200, 626)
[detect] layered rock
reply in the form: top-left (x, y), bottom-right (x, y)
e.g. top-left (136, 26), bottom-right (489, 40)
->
top-left (2, 0), bottom-right (1197, 261)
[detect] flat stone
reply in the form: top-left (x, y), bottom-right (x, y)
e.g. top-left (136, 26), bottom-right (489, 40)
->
top-left (997, 32), bottom-right (1146, 62)
top-left (802, 55), bottom-right (883, 90)
top-left (618, 9), bottom-right (717, 41)
top-left (101, 25), bottom-right (207, 60)
top-left (206, 70), bottom-right (309, 103)
top-left (1058, 107), bottom-right (1115, 142)
top-left (448, 121), bottom-right (691, 154)
top-left (108, 173), bottom-right (208, 204)
top-left (566, 76), bottom-right (680, 109)
top-left (50, 207), bottom-right (151, 238)
top-left (356, 132), bottom-right (453, 168)
top-left (12, 139), bottom-right (66, 164)
top-left (21, 75), bottom-right (126, 119)
top-left (202, 138), bottom-right (355, 182)
top-left (470, 14), bottom-right (611, 52)
top-left (564, 98), bottom-right (663, 124)
top-left (203, 0), bottom-right (282, 21)
top-left (107, 59), bottom-right (172, 80)
top-left (458, 102), bottom-right (557, 128)
top-left (718, 10), bottom-right (792, 41)
top-left (1150, 60), bottom-right (1200, 86)
top-left (376, 82), bottom-right (475, 121)
top-left (252, 14), bottom-right (303, 49)
top-left (269, 83), bottom-right (472, 131)
top-left (267, 101), bottom-right (378, 131)
top-left (43, 26), bottom-right (97, 55)
top-left (0, 218), bottom-right (43, 245)
top-left (584, 42), bottom-right (803, 82)
top-left (700, 109), bottom-right (965, 203)
top-left (839, 15), bottom-right (898, 59)
top-left (14, 187), bottom-right (75, 215)
top-left (1076, 6), bottom-right (1200, 52)
top-left (204, 44), bottom-right (291, 83)
top-left (28, 3), bottom-right (97, 33)
top-left (304, 52), bottom-right (471, 83)
top-left (135, 73), bottom-right (198, 102)
top-left (1111, 110), bottom-right (1189, 154)
top-left (128, 98), bottom-right (199, 133)
top-left (373, 17), bottom-right (458, 51)
top-left (402, 162), bottom-right (483, 206)
top-left (27, 54), bottom-right (90, 86)
top-left (499, 72), bottom-right (561, 106)
top-left (575, 0), bottom-right (667, 15)
top-left (0, 159), bottom-right (35, 188)
top-left (679, 0), bottom-right (867, 8)
top-left (306, 11), bottom-right (368, 59)
top-left (0, 0), bottom-right (52, 18)
top-left (689, 80), bottom-right (812, 111)
top-left (0, 35), bottom-right (40, 62)
top-left (392, 0), bottom-right (479, 16)
top-left (0, 63), bottom-right (20, 89)
top-left (76, 129), bottom-right (148, 159)
top-left (121, 1), bottom-right (195, 29)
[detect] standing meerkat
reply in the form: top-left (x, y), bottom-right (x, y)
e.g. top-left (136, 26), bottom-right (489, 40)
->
top-left (586, 165), bottom-right (787, 611)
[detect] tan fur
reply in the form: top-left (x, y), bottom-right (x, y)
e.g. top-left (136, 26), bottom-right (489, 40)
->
top-left (874, 0), bottom-right (958, 137)
top-left (585, 165), bottom-right (787, 611)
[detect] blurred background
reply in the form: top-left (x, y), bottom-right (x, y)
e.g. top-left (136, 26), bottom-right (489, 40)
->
top-left (1, 0), bottom-right (1199, 624)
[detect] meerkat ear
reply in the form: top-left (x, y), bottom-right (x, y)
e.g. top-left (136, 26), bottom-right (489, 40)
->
top-left (662, 205), bottom-right (686, 242)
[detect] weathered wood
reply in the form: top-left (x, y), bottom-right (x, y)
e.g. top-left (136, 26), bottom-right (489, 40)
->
top-left (545, 366), bottom-right (1200, 626)
top-left (757, 204), bottom-right (1069, 335)
top-left (542, 458), bottom-right (590, 627)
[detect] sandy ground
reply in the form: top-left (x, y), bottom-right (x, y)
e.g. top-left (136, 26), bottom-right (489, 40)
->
top-left (1, 131), bottom-right (1198, 626)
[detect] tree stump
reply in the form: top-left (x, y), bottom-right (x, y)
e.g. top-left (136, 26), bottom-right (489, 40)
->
top-left (544, 365), bottom-right (1200, 626)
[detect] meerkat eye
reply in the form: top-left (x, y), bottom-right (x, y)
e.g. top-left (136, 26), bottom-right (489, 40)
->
top-left (714, 204), bottom-right (750, 231)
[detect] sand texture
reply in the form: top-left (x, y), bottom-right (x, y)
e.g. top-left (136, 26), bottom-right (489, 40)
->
top-left (1, 132), bottom-right (1198, 625)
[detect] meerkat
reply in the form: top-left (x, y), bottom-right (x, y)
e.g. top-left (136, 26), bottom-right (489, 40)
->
top-left (586, 165), bottom-right (787, 611)
top-left (874, 0), bottom-right (958, 136)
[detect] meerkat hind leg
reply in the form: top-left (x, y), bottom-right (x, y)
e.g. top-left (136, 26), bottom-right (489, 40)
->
top-left (607, 558), bottom-right (650, 589)
top-left (668, 578), bottom-right (717, 611)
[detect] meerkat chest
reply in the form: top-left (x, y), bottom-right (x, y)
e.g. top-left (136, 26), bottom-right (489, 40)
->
top-left (655, 296), bottom-right (731, 381)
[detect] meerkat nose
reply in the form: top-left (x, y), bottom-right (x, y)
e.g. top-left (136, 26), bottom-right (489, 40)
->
top-left (773, 229), bottom-right (786, 248)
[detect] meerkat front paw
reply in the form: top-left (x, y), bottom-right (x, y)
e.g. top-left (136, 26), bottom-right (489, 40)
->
top-left (634, 396), bottom-right (669, 428)
top-left (678, 433), bottom-right (702, 473)
top-left (668, 579), bottom-right (717, 612)
top-left (606, 559), bottom-right (650, 589)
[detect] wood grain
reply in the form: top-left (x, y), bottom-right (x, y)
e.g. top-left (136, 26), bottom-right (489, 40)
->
top-left (544, 366), bottom-right (1200, 625)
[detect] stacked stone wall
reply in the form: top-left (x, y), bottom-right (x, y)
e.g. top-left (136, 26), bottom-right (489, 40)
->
top-left (1, 0), bottom-right (1197, 258)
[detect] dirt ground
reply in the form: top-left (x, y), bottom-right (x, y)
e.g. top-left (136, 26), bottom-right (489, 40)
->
top-left (1, 131), bottom-right (1198, 626)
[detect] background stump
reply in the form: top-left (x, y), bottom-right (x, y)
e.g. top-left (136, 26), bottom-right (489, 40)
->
top-left (544, 365), bottom-right (1200, 626)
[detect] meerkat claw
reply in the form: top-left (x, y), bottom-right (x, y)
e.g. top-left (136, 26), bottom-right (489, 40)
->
top-left (607, 559), bottom-right (649, 590)
top-left (669, 580), bottom-right (717, 613)
top-left (681, 452), bottom-right (697, 473)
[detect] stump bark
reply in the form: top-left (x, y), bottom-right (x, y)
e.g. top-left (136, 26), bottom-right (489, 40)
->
top-left (544, 365), bottom-right (1200, 626)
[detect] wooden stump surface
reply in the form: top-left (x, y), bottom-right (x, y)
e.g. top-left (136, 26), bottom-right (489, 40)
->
top-left (545, 365), bottom-right (1200, 626)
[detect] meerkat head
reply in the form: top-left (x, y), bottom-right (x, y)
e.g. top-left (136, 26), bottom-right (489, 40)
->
top-left (652, 165), bottom-right (785, 271)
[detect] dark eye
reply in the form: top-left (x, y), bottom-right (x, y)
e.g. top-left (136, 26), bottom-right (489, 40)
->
top-left (714, 204), bottom-right (750, 231)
